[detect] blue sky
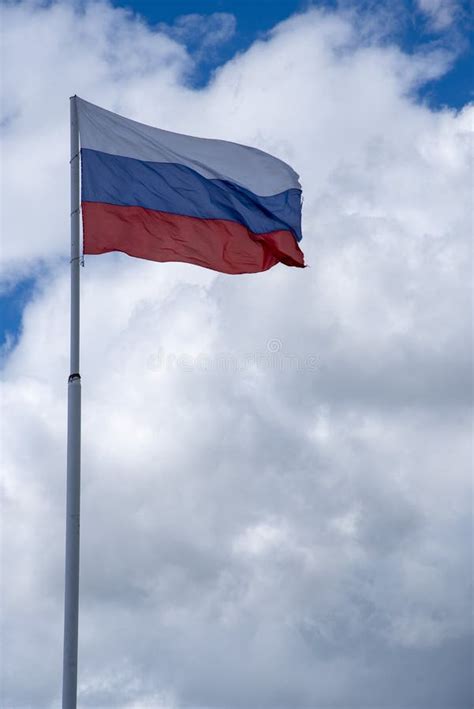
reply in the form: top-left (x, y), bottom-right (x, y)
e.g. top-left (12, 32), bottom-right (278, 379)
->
top-left (0, 0), bottom-right (472, 346)
top-left (112, 0), bottom-right (473, 107)
top-left (117, 0), bottom-right (473, 106)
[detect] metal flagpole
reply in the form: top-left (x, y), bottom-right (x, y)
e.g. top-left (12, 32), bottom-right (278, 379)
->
top-left (62, 95), bottom-right (81, 709)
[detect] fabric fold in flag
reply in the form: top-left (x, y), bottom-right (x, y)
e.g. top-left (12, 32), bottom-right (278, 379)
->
top-left (77, 97), bottom-right (305, 274)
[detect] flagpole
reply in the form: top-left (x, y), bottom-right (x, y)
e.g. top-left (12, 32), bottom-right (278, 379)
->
top-left (62, 95), bottom-right (81, 709)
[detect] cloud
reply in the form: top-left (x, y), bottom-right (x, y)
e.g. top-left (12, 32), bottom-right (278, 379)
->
top-left (416, 0), bottom-right (460, 30)
top-left (157, 13), bottom-right (237, 57)
top-left (1, 1), bottom-right (472, 708)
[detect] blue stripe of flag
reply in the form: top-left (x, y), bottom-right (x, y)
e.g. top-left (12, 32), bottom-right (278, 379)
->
top-left (81, 148), bottom-right (303, 242)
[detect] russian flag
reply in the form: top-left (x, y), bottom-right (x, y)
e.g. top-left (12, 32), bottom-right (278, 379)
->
top-left (77, 98), bottom-right (305, 275)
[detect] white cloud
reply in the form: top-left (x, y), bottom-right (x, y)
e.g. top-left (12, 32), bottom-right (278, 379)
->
top-left (158, 12), bottom-right (237, 57)
top-left (416, 0), bottom-right (460, 30)
top-left (0, 2), bottom-right (472, 708)
top-left (233, 521), bottom-right (289, 556)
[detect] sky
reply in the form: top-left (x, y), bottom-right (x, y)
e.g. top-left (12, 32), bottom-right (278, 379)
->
top-left (0, 0), bottom-right (473, 340)
top-left (0, 0), bottom-right (473, 708)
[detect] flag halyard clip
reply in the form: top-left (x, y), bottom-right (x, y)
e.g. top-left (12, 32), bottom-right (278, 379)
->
top-left (69, 254), bottom-right (84, 267)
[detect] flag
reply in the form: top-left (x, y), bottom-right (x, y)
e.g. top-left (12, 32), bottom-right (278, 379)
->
top-left (76, 98), bottom-right (305, 275)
